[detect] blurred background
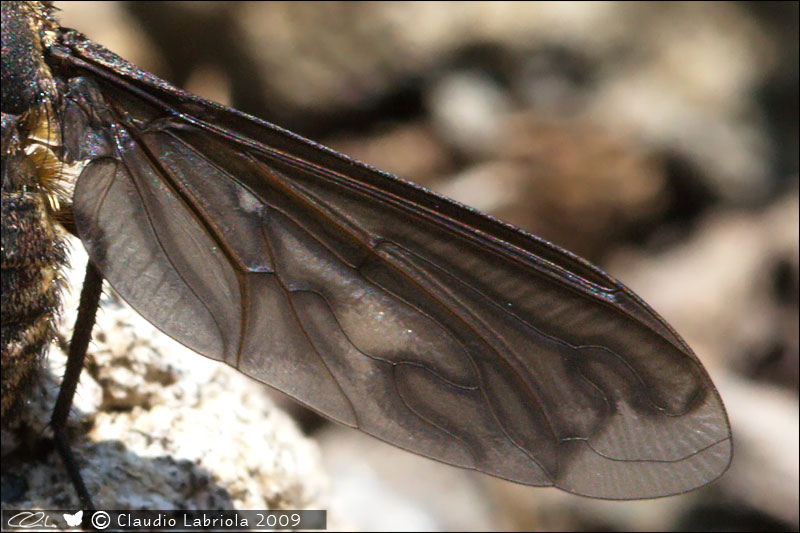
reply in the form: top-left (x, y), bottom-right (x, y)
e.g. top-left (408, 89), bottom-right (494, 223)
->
top-left (55, 2), bottom-right (798, 531)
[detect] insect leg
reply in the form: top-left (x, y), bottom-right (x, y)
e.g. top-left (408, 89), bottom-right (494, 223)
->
top-left (50, 259), bottom-right (103, 511)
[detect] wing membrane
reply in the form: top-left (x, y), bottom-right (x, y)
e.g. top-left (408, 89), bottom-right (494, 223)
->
top-left (54, 30), bottom-right (731, 499)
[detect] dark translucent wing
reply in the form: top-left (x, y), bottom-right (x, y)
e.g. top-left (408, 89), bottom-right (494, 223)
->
top-left (53, 30), bottom-right (731, 499)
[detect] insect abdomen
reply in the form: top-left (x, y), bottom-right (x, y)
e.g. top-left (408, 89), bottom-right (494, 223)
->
top-left (0, 114), bottom-right (65, 421)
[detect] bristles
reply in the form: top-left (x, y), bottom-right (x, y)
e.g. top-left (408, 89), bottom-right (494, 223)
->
top-left (20, 105), bottom-right (81, 225)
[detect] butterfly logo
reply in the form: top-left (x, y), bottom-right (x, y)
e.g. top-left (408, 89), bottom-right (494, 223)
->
top-left (63, 510), bottom-right (83, 527)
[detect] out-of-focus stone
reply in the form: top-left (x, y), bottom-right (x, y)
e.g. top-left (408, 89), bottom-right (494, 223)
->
top-left (427, 71), bottom-right (513, 159)
top-left (433, 112), bottom-right (668, 259)
top-left (715, 374), bottom-right (799, 527)
top-left (586, 3), bottom-right (776, 203)
top-left (326, 123), bottom-right (452, 189)
top-left (317, 426), bottom-right (505, 532)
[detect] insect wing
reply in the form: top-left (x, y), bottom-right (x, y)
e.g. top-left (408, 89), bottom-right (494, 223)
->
top-left (52, 29), bottom-right (731, 499)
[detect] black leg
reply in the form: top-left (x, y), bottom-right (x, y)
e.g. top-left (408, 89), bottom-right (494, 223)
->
top-left (50, 259), bottom-right (103, 511)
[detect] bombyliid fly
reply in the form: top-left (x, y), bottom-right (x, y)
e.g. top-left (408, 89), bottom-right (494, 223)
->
top-left (1, 1), bottom-right (732, 511)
